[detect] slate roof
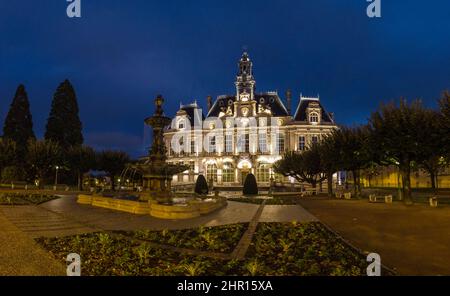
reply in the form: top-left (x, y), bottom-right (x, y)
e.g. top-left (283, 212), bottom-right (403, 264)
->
top-left (206, 92), bottom-right (289, 118)
top-left (293, 98), bottom-right (334, 123)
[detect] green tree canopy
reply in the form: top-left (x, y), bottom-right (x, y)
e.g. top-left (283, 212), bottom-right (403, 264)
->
top-left (440, 91), bottom-right (450, 158)
top-left (3, 84), bottom-right (35, 161)
top-left (368, 99), bottom-right (429, 203)
top-left (26, 139), bottom-right (62, 188)
top-left (318, 132), bottom-right (341, 196)
top-left (98, 150), bottom-right (130, 191)
top-left (0, 138), bottom-right (17, 179)
top-left (67, 145), bottom-right (97, 190)
top-left (332, 126), bottom-right (372, 197)
top-left (274, 145), bottom-right (326, 191)
top-left (45, 80), bottom-right (83, 149)
top-left (416, 108), bottom-right (448, 190)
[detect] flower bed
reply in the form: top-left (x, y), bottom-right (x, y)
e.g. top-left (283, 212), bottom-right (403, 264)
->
top-left (36, 233), bottom-right (241, 276)
top-left (0, 193), bottom-right (59, 205)
top-left (246, 222), bottom-right (367, 275)
top-left (116, 223), bottom-right (248, 253)
top-left (36, 222), bottom-right (376, 276)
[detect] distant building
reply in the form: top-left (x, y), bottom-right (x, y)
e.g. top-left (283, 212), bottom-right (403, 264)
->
top-left (163, 52), bottom-right (337, 187)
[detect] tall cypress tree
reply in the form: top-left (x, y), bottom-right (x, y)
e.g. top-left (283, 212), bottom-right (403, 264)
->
top-left (3, 84), bottom-right (35, 161)
top-left (45, 79), bottom-right (83, 149)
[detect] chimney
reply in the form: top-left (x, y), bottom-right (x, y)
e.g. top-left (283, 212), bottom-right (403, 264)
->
top-left (207, 95), bottom-right (212, 111)
top-left (286, 89), bottom-right (292, 115)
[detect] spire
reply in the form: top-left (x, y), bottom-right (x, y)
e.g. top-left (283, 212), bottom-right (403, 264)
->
top-left (238, 51), bottom-right (253, 77)
top-left (286, 89), bottom-right (292, 115)
top-left (235, 51), bottom-right (256, 101)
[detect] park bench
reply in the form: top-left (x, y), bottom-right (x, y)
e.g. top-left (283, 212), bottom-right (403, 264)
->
top-left (369, 194), bottom-right (393, 204)
top-left (429, 196), bottom-right (450, 207)
top-left (335, 192), bottom-right (352, 199)
top-left (344, 192), bottom-right (352, 200)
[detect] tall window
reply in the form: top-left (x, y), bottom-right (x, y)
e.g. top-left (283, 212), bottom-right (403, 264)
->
top-left (257, 163), bottom-right (271, 183)
top-left (244, 134), bottom-right (249, 152)
top-left (206, 164), bottom-right (218, 182)
top-left (298, 136), bottom-right (305, 151)
top-left (209, 136), bottom-right (216, 153)
top-left (259, 134), bottom-right (267, 153)
top-left (225, 134), bottom-right (233, 153)
top-left (190, 139), bottom-right (196, 154)
top-left (311, 135), bottom-right (319, 145)
top-left (309, 112), bottom-right (319, 123)
top-left (276, 133), bottom-right (285, 153)
top-left (189, 161), bottom-right (195, 172)
top-left (222, 162), bottom-right (235, 183)
top-left (237, 133), bottom-right (249, 153)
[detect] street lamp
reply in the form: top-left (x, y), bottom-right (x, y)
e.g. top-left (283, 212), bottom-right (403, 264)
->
top-left (54, 166), bottom-right (60, 190)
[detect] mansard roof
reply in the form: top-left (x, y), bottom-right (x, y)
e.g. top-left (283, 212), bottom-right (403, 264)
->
top-left (206, 92), bottom-right (290, 118)
top-left (293, 97), bottom-right (334, 123)
top-left (166, 102), bottom-right (204, 130)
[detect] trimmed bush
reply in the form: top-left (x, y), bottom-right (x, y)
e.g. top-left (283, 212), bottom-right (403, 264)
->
top-left (243, 173), bottom-right (258, 195)
top-left (195, 174), bottom-right (209, 195)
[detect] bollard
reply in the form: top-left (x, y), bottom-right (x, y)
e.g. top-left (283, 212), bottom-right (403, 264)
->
top-left (429, 197), bottom-right (438, 208)
top-left (385, 195), bottom-right (393, 204)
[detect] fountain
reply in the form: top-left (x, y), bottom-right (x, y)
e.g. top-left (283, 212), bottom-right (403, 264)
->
top-left (78, 95), bottom-right (227, 219)
top-left (133, 95), bottom-right (189, 203)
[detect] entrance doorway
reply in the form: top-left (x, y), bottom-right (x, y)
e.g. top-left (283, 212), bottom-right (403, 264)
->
top-left (241, 169), bottom-right (250, 185)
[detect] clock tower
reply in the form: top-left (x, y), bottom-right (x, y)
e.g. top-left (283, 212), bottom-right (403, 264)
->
top-left (234, 52), bottom-right (257, 117)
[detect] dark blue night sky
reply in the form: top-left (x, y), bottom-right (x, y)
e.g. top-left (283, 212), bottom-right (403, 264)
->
top-left (1, 0), bottom-right (449, 157)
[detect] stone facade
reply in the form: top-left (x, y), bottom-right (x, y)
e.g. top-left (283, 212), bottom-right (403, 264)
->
top-left (163, 52), bottom-right (337, 187)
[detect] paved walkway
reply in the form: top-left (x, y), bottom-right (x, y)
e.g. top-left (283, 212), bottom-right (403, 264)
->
top-left (297, 198), bottom-right (450, 275)
top-left (33, 196), bottom-right (316, 234)
top-left (0, 195), bottom-right (317, 275)
top-left (0, 207), bottom-right (65, 276)
top-left (232, 201), bottom-right (267, 260)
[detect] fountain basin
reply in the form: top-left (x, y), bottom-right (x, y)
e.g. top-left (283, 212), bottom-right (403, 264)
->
top-left (77, 194), bottom-right (227, 219)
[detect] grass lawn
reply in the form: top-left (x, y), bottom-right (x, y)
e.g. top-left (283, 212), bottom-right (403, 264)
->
top-left (36, 222), bottom-right (371, 276)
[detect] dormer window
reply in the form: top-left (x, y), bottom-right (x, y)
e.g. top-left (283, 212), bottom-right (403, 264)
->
top-left (309, 112), bottom-right (319, 124)
top-left (178, 120), bottom-right (185, 129)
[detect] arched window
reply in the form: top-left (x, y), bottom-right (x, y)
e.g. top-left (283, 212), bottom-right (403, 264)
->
top-left (222, 162), bottom-right (235, 183)
top-left (206, 164), bottom-right (218, 182)
top-left (257, 163), bottom-right (271, 183)
top-left (309, 112), bottom-right (319, 123)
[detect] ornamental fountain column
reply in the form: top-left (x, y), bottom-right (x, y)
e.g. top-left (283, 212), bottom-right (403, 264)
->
top-left (137, 95), bottom-right (188, 203)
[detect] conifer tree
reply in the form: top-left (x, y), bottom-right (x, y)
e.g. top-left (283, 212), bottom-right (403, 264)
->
top-left (3, 84), bottom-right (35, 162)
top-left (45, 79), bottom-right (83, 149)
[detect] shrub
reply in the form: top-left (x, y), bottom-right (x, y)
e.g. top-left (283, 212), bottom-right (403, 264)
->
top-left (1, 166), bottom-right (22, 183)
top-left (243, 173), bottom-right (258, 195)
top-left (195, 174), bottom-right (209, 195)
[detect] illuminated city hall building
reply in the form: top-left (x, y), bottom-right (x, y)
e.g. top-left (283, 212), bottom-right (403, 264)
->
top-left (164, 52), bottom-right (337, 187)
